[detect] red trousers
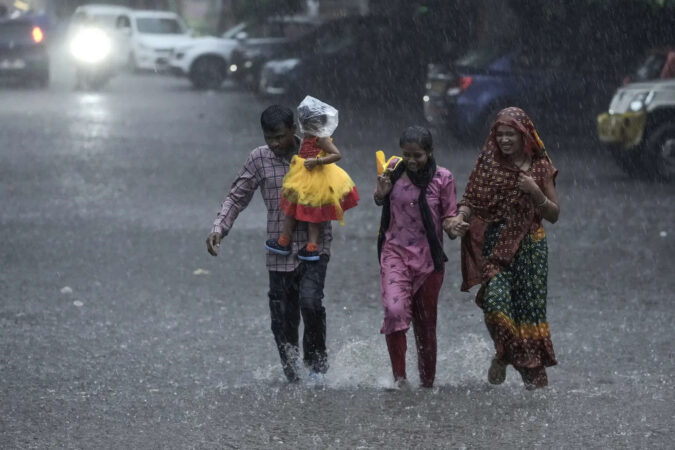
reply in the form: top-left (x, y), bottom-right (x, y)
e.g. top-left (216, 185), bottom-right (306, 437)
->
top-left (385, 271), bottom-right (444, 388)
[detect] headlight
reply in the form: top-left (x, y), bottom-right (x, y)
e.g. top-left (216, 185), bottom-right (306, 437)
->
top-left (69, 27), bottom-right (112, 64)
top-left (629, 91), bottom-right (654, 112)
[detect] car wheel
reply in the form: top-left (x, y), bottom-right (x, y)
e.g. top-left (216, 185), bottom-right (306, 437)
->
top-left (644, 122), bottom-right (675, 181)
top-left (608, 145), bottom-right (643, 177)
top-left (189, 56), bottom-right (226, 90)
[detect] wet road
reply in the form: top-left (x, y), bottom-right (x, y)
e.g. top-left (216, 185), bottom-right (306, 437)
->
top-left (1, 66), bottom-right (674, 449)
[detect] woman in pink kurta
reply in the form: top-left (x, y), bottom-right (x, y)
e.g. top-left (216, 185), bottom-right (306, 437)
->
top-left (374, 126), bottom-right (460, 388)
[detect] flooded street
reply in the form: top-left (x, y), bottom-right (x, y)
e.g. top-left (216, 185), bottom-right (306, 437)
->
top-left (1, 67), bottom-right (673, 448)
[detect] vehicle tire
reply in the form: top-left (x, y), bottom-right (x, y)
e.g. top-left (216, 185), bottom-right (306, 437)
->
top-left (189, 56), bottom-right (226, 90)
top-left (608, 145), bottom-right (643, 177)
top-left (644, 122), bottom-right (675, 181)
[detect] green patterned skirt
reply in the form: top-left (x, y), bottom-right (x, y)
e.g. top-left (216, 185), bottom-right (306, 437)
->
top-left (479, 222), bottom-right (557, 369)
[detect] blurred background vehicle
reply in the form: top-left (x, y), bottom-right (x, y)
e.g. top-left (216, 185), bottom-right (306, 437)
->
top-left (70, 3), bottom-right (131, 30)
top-left (115, 9), bottom-right (193, 72)
top-left (69, 4), bottom-right (132, 69)
top-left (422, 43), bottom-right (635, 142)
top-left (69, 20), bottom-right (116, 90)
top-left (227, 15), bottom-right (321, 90)
top-left (167, 21), bottom-right (248, 90)
top-left (0, 14), bottom-right (49, 87)
top-left (597, 78), bottom-right (675, 180)
top-left (258, 14), bottom-right (461, 111)
top-left (169, 16), bottom-right (321, 90)
top-left (622, 47), bottom-right (675, 85)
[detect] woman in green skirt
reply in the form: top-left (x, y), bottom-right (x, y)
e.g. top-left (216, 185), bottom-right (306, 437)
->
top-left (445, 107), bottom-right (560, 390)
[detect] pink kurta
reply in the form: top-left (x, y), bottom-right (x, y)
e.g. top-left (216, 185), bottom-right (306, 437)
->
top-left (380, 167), bottom-right (457, 334)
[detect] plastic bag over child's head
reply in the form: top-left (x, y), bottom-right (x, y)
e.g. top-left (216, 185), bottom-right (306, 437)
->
top-left (297, 95), bottom-right (339, 138)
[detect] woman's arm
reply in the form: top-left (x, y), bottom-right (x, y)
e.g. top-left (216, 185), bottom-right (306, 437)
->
top-left (518, 173), bottom-right (560, 223)
top-left (535, 177), bottom-right (560, 223)
top-left (443, 205), bottom-right (471, 237)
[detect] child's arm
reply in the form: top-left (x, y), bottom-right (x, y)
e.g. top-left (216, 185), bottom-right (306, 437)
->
top-left (305, 136), bottom-right (341, 170)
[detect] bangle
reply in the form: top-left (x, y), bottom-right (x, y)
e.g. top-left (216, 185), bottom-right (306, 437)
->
top-left (317, 157), bottom-right (323, 165)
top-left (537, 197), bottom-right (547, 208)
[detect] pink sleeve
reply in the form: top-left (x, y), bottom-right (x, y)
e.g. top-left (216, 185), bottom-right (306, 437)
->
top-left (440, 171), bottom-right (458, 220)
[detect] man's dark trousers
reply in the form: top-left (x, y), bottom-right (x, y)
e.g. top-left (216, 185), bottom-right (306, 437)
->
top-left (268, 255), bottom-right (329, 381)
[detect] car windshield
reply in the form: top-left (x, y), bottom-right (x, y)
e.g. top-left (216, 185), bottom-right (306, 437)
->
top-left (633, 52), bottom-right (668, 81)
top-left (90, 14), bottom-right (121, 30)
top-left (136, 17), bottom-right (185, 34)
top-left (221, 22), bottom-right (246, 39)
top-left (306, 21), bottom-right (359, 55)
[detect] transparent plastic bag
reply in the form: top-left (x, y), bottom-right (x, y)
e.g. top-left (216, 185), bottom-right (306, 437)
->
top-left (297, 95), bottom-right (339, 137)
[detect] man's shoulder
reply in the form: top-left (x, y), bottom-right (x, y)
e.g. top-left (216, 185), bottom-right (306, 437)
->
top-left (249, 145), bottom-right (273, 159)
top-left (243, 145), bottom-right (277, 169)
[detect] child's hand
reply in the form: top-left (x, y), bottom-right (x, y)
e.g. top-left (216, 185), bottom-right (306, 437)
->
top-left (304, 157), bottom-right (320, 170)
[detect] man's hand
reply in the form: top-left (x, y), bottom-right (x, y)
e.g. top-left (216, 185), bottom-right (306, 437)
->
top-left (206, 232), bottom-right (222, 256)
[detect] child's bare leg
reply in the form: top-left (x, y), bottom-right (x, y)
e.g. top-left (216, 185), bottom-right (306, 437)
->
top-left (307, 222), bottom-right (321, 250)
top-left (278, 215), bottom-right (297, 246)
top-left (297, 222), bottom-right (321, 261)
top-left (265, 214), bottom-right (295, 255)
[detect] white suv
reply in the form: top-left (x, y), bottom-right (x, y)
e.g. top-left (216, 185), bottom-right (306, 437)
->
top-left (116, 10), bottom-right (193, 72)
top-left (168, 22), bottom-right (247, 89)
top-left (168, 17), bottom-right (320, 90)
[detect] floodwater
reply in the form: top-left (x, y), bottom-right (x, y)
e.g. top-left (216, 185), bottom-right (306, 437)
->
top-left (0, 54), bottom-right (673, 449)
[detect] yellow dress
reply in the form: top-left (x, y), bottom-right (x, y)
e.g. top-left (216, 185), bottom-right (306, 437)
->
top-left (280, 137), bottom-right (359, 223)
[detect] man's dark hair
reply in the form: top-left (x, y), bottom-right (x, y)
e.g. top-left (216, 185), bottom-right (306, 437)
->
top-left (399, 125), bottom-right (433, 152)
top-left (260, 105), bottom-right (295, 132)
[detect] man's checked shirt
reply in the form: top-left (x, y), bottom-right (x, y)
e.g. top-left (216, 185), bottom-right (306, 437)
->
top-left (211, 143), bottom-right (332, 272)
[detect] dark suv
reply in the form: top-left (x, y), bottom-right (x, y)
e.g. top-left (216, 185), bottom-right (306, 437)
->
top-left (259, 15), bottom-right (456, 109)
top-left (228, 16), bottom-right (321, 89)
top-left (0, 16), bottom-right (49, 87)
